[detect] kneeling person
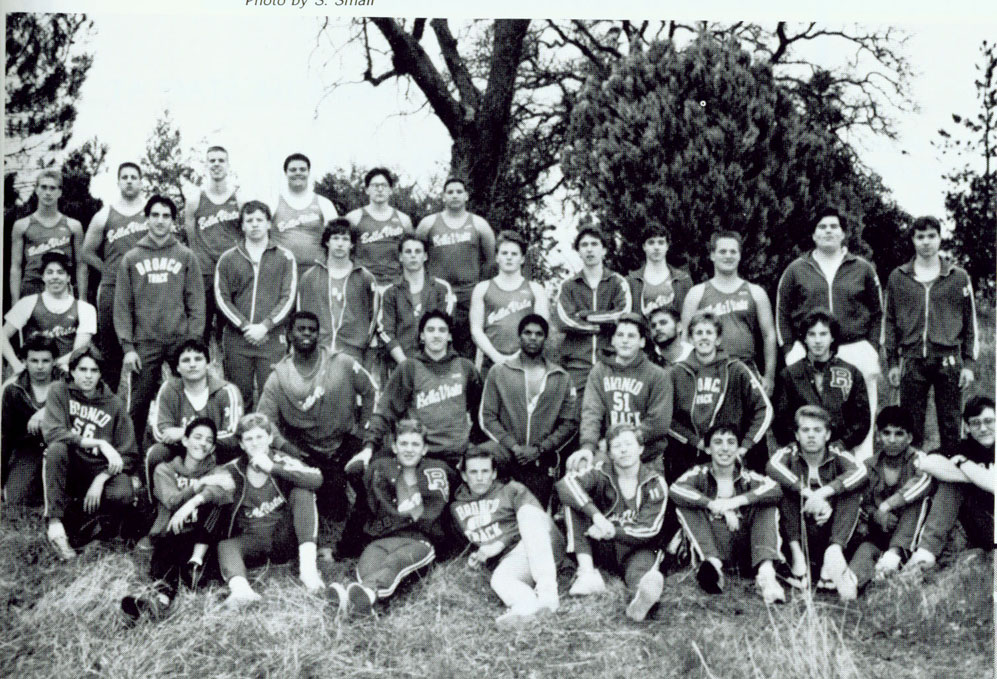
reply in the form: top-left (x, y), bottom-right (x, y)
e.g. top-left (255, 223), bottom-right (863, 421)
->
top-left (122, 418), bottom-right (235, 620)
top-left (217, 414), bottom-right (325, 606)
top-left (42, 345), bottom-right (139, 560)
top-left (766, 405), bottom-right (868, 600)
top-left (556, 424), bottom-right (668, 621)
top-left (328, 420), bottom-right (453, 617)
top-left (847, 407), bottom-right (933, 587)
top-left (671, 424), bottom-right (785, 603)
top-left (451, 446), bottom-right (562, 628)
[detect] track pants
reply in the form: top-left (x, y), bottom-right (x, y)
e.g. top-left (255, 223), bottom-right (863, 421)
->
top-left (126, 341), bottom-right (179, 451)
top-left (779, 487), bottom-right (862, 566)
top-left (564, 506), bottom-right (663, 595)
top-left (3, 439), bottom-right (45, 506)
top-left (96, 284), bottom-right (123, 392)
top-left (222, 328), bottom-right (286, 411)
top-left (217, 487), bottom-right (319, 581)
top-left (899, 354), bottom-right (964, 452)
top-left (849, 497), bottom-right (931, 587)
top-left (915, 481), bottom-right (995, 557)
top-left (43, 441), bottom-right (135, 522)
top-left (675, 504), bottom-right (781, 572)
top-left (357, 536), bottom-right (435, 600)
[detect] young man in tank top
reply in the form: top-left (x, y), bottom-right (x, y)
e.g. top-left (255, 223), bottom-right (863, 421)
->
top-left (81, 162), bottom-right (148, 392)
top-left (469, 230), bottom-right (548, 374)
top-left (626, 227), bottom-right (693, 325)
top-left (9, 170), bottom-right (86, 304)
top-left (270, 153), bottom-right (338, 274)
top-left (346, 168), bottom-right (414, 290)
top-left (2, 252), bottom-right (97, 374)
top-left (416, 177), bottom-right (496, 359)
top-left (182, 146), bottom-right (242, 347)
top-left (681, 231), bottom-right (777, 395)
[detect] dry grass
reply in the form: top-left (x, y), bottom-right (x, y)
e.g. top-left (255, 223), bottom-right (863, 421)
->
top-left (1, 505), bottom-right (992, 679)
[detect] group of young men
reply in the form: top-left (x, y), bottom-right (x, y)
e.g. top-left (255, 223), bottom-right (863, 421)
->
top-left (2, 148), bottom-right (992, 628)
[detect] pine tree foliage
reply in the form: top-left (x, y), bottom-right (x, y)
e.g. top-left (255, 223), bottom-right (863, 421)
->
top-left (561, 36), bottom-right (887, 291)
top-left (140, 109), bottom-right (202, 218)
top-left (5, 13), bottom-right (95, 191)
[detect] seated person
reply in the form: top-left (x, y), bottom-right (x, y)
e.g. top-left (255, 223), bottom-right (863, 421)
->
top-left (451, 445), bottom-right (563, 629)
top-left (666, 311), bottom-right (772, 481)
top-left (42, 345), bottom-right (139, 560)
top-left (670, 423), bottom-right (785, 604)
top-left (144, 339), bottom-right (243, 499)
top-left (904, 395), bottom-right (995, 572)
top-left (216, 413), bottom-right (325, 606)
top-left (478, 314), bottom-right (577, 506)
top-left (2, 335), bottom-right (60, 506)
top-left (566, 313), bottom-right (672, 472)
top-left (847, 407), bottom-right (933, 587)
top-left (773, 309), bottom-right (870, 451)
top-left (767, 405), bottom-right (868, 600)
top-left (556, 423), bottom-right (668, 622)
top-left (2, 251), bottom-right (96, 375)
top-left (121, 417), bottom-right (235, 621)
top-left (327, 420), bottom-right (454, 617)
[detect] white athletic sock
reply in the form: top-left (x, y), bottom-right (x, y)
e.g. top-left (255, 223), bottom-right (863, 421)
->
top-left (47, 520), bottom-right (67, 540)
top-left (190, 543), bottom-right (208, 565)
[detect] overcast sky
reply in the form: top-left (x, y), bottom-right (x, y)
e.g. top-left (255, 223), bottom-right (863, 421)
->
top-left (4, 1), bottom-right (996, 266)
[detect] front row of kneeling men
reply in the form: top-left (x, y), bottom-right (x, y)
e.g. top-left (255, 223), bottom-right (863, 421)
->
top-left (34, 336), bottom-right (994, 627)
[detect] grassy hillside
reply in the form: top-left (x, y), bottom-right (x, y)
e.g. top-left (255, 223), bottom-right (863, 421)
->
top-left (0, 506), bottom-right (991, 679)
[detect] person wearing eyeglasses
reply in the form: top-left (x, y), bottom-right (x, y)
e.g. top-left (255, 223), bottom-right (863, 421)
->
top-left (903, 396), bottom-right (995, 573)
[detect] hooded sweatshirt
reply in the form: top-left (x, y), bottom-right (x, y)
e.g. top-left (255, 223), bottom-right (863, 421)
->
top-left (668, 350), bottom-right (773, 452)
top-left (364, 348), bottom-right (482, 466)
top-left (257, 346), bottom-right (378, 459)
top-left (113, 234), bottom-right (205, 352)
top-left (579, 351), bottom-right (672, 456)
top-left (297, 261), bottom-right (378, 352)
top-left (41, 379), bottom-right (137, 472)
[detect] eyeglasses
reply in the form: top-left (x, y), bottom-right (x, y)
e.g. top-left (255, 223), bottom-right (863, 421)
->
top-left (967, 417), bottom-right (995, 429)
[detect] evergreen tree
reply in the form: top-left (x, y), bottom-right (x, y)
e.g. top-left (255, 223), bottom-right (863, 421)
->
top-left (140, 109), bottom-right (201, 220)
top-left (561, 35), bottom-right (886, 291)
top-left (5, 13), bottom-right (95, 192)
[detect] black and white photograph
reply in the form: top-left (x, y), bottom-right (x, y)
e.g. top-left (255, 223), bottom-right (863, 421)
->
top-left (2, 1), bottom-right (995, 676)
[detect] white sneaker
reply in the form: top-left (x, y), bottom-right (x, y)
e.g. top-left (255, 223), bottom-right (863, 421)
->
top-left (756, 568), bottom-right (786, 604)
top-left (823, 546), bottom-right (857, 601)
top-left (496, 601), bottom-right (541, 630)
top-left (902, 548), bottom-right (937, 575)
top-left (300, 568), bottom-right (326, 592)
top-left (535, 587), bottom-right (560, 613)
top-left (224, 588), bottom-right (262, 608)
top-left (625, 569), bottom-right (664, 621)
top-left (569, 569), bottom-right (606, 596)
top-left (873, 550), bottom-right (902, 580)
